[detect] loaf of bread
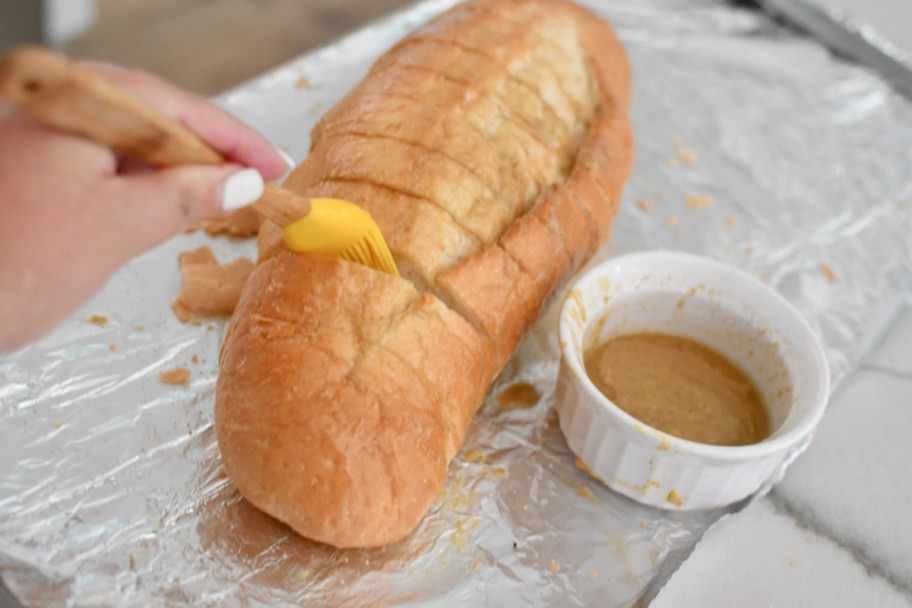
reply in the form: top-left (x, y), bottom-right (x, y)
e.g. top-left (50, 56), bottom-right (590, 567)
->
top-left (216, 0), bottom-right (633, 548)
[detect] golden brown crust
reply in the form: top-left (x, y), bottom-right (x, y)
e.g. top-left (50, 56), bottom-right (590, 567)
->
top-left (216, 254), bottom-right (492, 547)
top-left (289, 132), bottom-right (511, 243)
top-left (401, 4), bottom-right (588, 127)
top-left (310, 64), bottom-right (564, 223)
top-left (568, 108), bottom-right (635, 241)
top-left (216, 0), bottom-right (633, 548)
top-left (424, 0), bottom-right (633, 365)
top-left (372, 39), bottom-right (576, 159)
top-left (436, 243), bottom-right (540, 368)
top-left (258, 178), bottom-right (482, 291)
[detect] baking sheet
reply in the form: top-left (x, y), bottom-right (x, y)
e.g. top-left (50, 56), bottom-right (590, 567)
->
top-left (2, 0), bottom-right (911, 605)
top-left (753, 0), bottom-right (912, 99)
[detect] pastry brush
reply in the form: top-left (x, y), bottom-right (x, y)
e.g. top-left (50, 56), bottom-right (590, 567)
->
top-left (0, 46), bottom-right (398, 276)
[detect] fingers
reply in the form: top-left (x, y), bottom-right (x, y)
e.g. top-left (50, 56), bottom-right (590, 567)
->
top-left (102, 164), bottom-right (264, 257)
top-left (0, 98), bottom-right (116, 176)
top-left (79, 61), bottom-right (292, 181)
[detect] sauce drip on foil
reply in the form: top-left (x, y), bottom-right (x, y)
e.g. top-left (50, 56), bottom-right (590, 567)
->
top-left (497, 382), bottom-right (541, 409)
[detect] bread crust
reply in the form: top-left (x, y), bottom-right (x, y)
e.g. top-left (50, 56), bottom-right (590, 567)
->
top-left (217, 0), bottom-right (633, 548)
top-left (217, 253), bottom-right (493, 547)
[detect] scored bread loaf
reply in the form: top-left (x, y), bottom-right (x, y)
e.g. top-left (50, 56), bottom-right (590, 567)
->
top-left (216, 0), bottom-right (634, 548)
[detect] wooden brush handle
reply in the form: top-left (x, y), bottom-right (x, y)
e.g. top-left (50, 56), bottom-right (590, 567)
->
top-left (0, 46), bottom-right (222, 166)
top-left (0, 46), bottom-right (309, 224)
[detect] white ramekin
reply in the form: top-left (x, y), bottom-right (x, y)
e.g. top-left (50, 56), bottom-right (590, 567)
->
top-left (556, 251), bottom-right (830, 511)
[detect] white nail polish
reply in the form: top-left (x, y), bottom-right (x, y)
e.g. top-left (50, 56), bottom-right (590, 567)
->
top-left (277, 148), bottom-right (296, 170)
top-left (221, 168), bottom-right (264, 211)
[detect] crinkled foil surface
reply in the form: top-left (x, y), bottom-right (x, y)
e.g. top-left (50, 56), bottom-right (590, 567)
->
top-left (2, 0), bottom-right (911, 606)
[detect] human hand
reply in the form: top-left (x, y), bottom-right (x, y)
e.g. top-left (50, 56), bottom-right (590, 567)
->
top-left (0, 61), bottom-right (290, 351)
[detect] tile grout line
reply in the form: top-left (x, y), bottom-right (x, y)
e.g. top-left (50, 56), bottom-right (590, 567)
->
top-left (767, 491), bottom-right (912, 601)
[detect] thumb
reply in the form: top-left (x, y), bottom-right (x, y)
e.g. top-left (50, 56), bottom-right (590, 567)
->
top-left (105, 164), bottom-right (263, 254)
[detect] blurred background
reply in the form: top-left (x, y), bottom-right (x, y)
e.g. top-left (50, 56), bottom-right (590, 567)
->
top-left (2, 0), bottom-right (414, 96)
top-left (1, 0), bottom-right (909, 97)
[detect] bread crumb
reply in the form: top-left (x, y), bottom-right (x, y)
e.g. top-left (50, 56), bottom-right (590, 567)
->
top-left (685, 194), bottom-right (713, 209)
top-left (462, 449), bottom-right (486, 463)
top-left (820, 263), bottom-right (837, 282)
top-left (726, 216), bottom-right (737, 227)
top-left (550, 560), bottom-right (561, 572)
top-left (588, 571), bottom-right (598, 579)
top-left (574, 457), bottom-right (607, 484)
top-left (159, 367), bottom-right (191, 386)
top-left (171, 247), bottom-right (254, 323)
top-left (109, 343), bottom-right (117, 352)
top-left (672, 138), bottom-right (697, 166)
top-left (134, 324), bottom-right (144, 331)
top-left (665, 214), bottom-right (679, 228)
top-left (54, 421), bottom-right (62, 429)
top-left (88, 315), bottom-right (108, 326)
top-left (636, 199), bottom-right (651, 211)
top-left (666, 489), bottom-right (683, 506)
top-left (191, 355), bottom-right (199, 364)
top-left (296, 75), bottom-right (311, 90)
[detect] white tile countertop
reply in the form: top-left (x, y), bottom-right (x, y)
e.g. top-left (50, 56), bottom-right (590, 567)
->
top-left (652, 306), bottom-right (912, 606)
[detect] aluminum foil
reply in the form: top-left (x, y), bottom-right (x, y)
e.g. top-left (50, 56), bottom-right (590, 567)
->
top-left (2, 0), bottom-right (911, 605)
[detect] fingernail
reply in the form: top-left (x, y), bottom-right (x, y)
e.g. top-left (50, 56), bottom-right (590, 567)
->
top-left (220, 168), bottom-right (264, 211)
top-left (277, 148), bottom-right (296, 170)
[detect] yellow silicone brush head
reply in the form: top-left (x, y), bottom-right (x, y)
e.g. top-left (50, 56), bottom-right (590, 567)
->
top-left (281, 198), bottom-right (399, 276)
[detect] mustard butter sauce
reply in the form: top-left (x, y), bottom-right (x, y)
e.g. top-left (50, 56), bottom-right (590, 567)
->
top-left (584, 333), bottom-right (769, 446)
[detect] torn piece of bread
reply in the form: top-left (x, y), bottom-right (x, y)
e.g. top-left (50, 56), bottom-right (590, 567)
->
top-left (198, 207), bottom-right (262, 238)
top-left (216, 0), bottom-right (634, 548)
top-left (171, 247), bottom-right (254, 323)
